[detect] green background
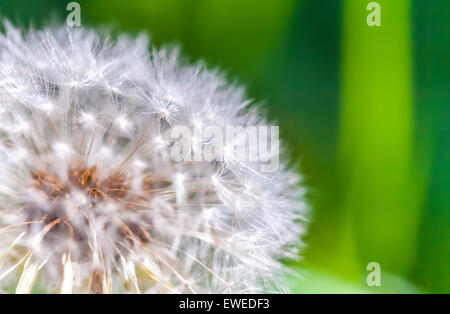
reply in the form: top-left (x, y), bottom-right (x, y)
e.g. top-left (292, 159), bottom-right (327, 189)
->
top-left (0, 0), bottom-right (448, 293)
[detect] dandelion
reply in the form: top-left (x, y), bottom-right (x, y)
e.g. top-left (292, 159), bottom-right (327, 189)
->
top-left (0, 22), bottom-right (307, 294)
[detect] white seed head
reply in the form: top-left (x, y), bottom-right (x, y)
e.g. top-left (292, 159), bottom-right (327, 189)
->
top-left (0, 22), bottom-right (307, 293)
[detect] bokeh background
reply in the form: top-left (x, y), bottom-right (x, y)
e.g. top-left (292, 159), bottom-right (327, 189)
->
top-left (0, 0), bottom-right (448, 293)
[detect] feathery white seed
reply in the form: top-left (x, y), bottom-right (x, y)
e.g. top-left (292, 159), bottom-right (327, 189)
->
top-left (0, 22), bottom-right (307, 293)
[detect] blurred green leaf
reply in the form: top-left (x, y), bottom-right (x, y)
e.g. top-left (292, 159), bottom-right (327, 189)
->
top-left (339, 0), bottom-right (422, 277)
top-left (413, 0), bottom-right (450, 293)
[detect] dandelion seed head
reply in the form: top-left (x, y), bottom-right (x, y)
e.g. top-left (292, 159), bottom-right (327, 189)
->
top-left (0, 22), bottom-right (307, 294)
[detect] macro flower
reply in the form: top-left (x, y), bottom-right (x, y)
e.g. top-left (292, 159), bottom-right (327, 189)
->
top-left (0, 22), bottom-right (307, 294)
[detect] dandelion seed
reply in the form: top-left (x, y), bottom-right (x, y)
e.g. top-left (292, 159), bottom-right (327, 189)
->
top-left (0, 22), bottom-right (307, 294)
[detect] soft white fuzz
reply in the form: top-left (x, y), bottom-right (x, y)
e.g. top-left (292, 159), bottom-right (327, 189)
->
top-left (0, 23), bottom-right (307, 293)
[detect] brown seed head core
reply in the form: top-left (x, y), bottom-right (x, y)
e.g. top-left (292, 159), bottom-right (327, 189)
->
top-left (32, 163), bottom-right (130, 202)
top-left (24, 161), bottom-right (157, 292)
top-left (26, 162), bottom-right (152, 256)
